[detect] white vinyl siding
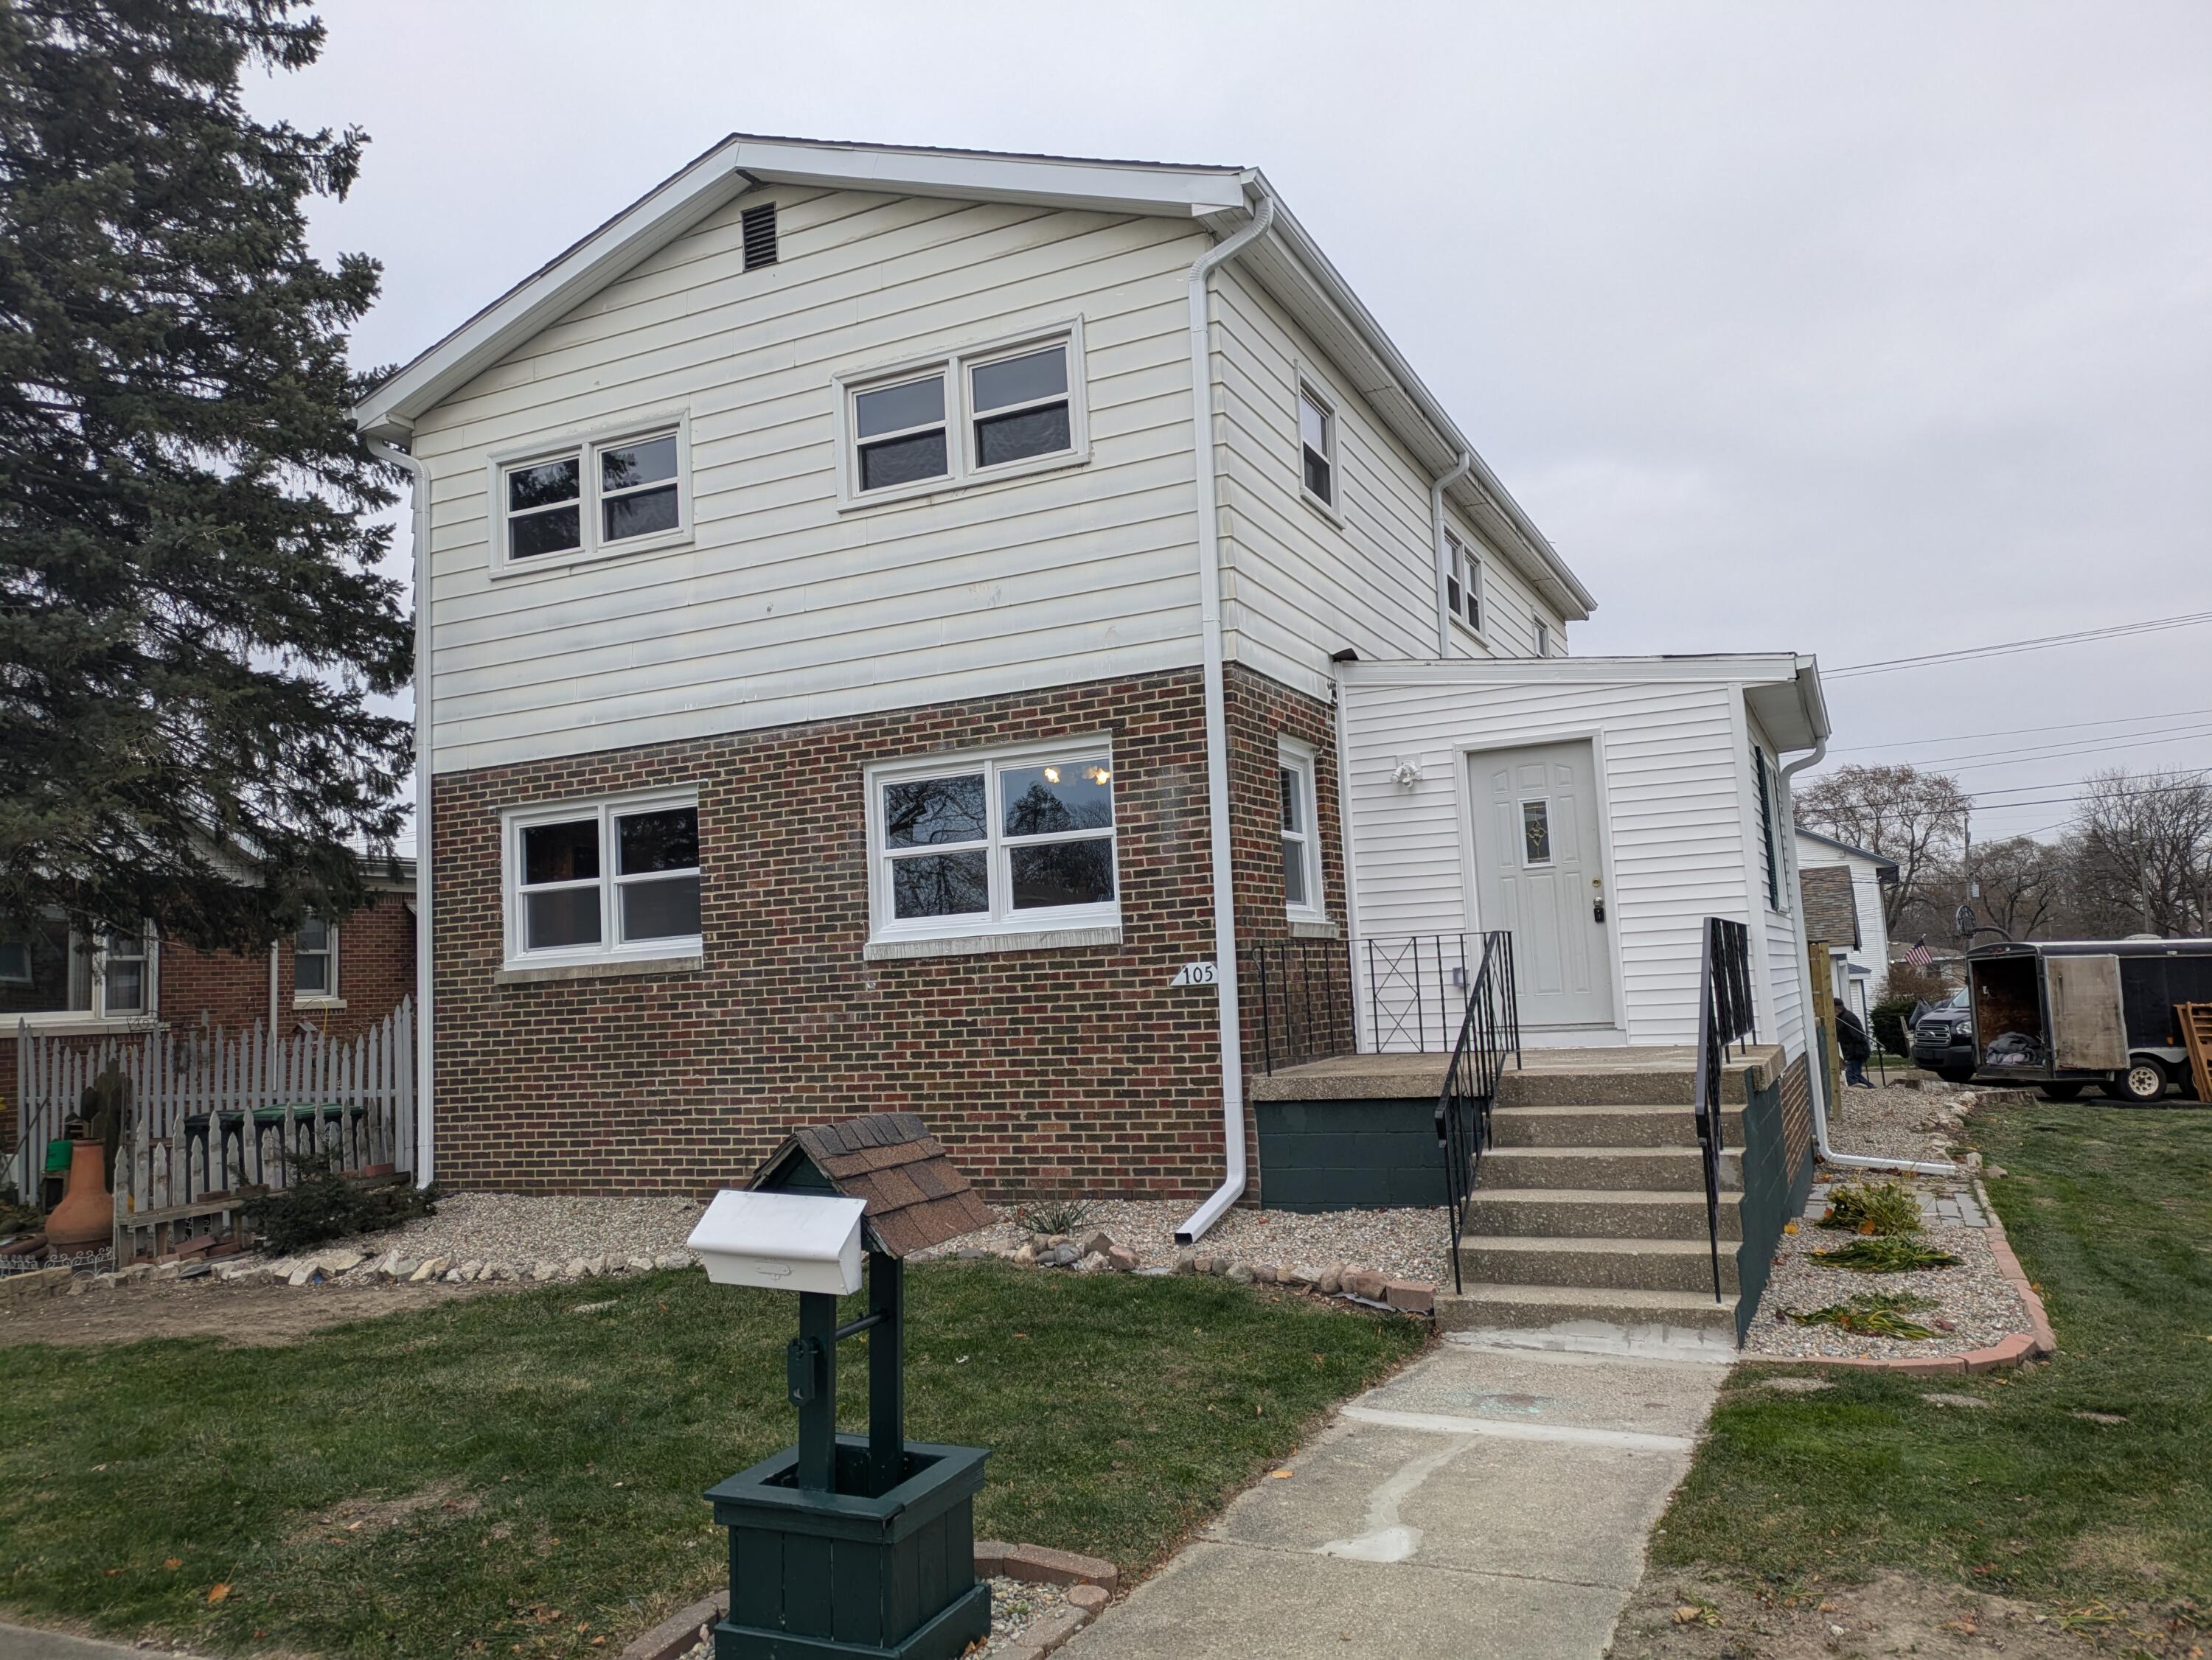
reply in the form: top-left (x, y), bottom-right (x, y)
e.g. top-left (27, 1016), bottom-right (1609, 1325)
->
top-left (1339, 663), bottom-right (1795, 1048)
top-left (411, 190), bottom-right (1209, 774)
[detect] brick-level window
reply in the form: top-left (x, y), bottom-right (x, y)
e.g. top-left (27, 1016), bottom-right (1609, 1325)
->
top-left (866, 740), bottom-right (1118, 946)
top-left (1278, 737), bottom-right (1324, 923)
top-left (295, 916), bottom-right (338, 1001)
top-left (501, 791), bottom-right (701, 969)
top-left (0, 914), bottom-right (155, 1022)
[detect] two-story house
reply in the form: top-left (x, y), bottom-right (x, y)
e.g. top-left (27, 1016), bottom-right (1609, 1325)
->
top-left (354, 138), bottom-right (1837, 1296)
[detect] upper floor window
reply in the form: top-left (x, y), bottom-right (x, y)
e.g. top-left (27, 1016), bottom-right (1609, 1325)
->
top-left (839, 325), bottom-right (1088, 507)
top-left (1298, 385), bottom-right (1336, 509)
top-left (866, 741), bottom-right (1117, 944)
top-left (1278, 739), bottom-right (1324, 922)
top-left (491, 417), bottom-right (691, 573)
top-left (1445, 530), bottom-right (1483, 636)
top-left (503, 791), bottom-right (701, 968)
top-left (295, 917), bottom-right (338, 1002)
top-left (0, 914), bottom-right (155, 1022)
top-left (1534, 620), bottom-right (1551, 658)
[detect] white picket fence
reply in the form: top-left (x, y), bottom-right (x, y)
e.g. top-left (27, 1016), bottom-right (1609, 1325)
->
top-left (13, 999), bottom-right (414, 1255)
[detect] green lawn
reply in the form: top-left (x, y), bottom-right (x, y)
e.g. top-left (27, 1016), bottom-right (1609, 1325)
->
top-left (1653, 1098), bottom-right (2212, 1622)
top-left (0, 1262), bottom-right (1425, 1658)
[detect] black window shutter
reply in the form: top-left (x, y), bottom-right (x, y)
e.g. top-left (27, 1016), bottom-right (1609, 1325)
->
top-left (1753, 747), bottom-right (1778, 908)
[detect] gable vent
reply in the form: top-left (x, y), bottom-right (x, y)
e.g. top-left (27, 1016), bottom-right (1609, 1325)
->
top-left (742, 203), bottom-right (779, 270)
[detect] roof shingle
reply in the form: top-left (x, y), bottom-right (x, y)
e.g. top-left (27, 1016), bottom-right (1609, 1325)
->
top-left (754, 1113), bottom-right (991, 1258)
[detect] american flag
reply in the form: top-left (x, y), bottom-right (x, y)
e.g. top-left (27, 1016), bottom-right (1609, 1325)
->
top-left (1906, 935), bottom-right (1934, 969)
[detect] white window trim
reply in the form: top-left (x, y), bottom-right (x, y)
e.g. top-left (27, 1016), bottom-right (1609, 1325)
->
top-left (1277, 738), bottom-right (1326, 925)
top-left (1295, 370), bottom-right (1343, 526)
top-left (832, 319), bottom-right (1091, 512)
top-left (501, 788), bottom-right (703, 972)
top-left (293, 918), bottom-right (341, 1008)
top-left (1444, 526), bottom-right (1486, 646)
top-left (484, 410), bottom-right (693, 578)
top-left (4, 921), bottom-right (159, 1028)
top-left (1533, 619), bottom-right (1552, 658)
top-left (864, 736), bottom-right (1120, 949)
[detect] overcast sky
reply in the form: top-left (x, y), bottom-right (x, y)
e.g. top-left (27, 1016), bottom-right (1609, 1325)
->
top-left (246, 0), bottom-right (2212, 847)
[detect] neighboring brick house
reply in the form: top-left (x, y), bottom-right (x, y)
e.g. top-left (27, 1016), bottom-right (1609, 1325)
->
top-left (1, 868), bottom-right (414, 1162)
top-left (354, 137), bottom-right (1833, 1224)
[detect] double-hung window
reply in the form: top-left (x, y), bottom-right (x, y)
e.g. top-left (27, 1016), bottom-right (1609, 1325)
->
top-left (504, 792), bottom-right (702, 968)
top-left (840, 326), bottom-right (1087, 505)
top-left (1298, 384), bottom-right (1336, 509)
top-left (1278, 740), bottom-right (1324, 922)
top-left (0, 914), bottom-right (154, 1021)
top-left (493, 418), bottom-right (689, 572)
top-left (868, 742), bottom-right (1118, 946)
top-left (1444, 529), bottom-right (1483, 636)
top-left (1534, 620), bottom-right (1552, 658)
top-left (295, 917), bottom-right (338, 1001)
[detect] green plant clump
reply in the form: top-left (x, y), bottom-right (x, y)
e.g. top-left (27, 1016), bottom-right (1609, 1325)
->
top-left (1809, 1237), bottom-right (1963, 1274)
top-left (243, 1148), bottom-right (438, 1256)
top-left (1012, 1196), bottom-right (1095, 1236)
top-left (1818, 1179), bottom-right (1924, 1236)
top-left (1785, 1290), bottom-right (1941, 1340)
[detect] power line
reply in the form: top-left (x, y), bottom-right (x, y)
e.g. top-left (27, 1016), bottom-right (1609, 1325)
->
top-left (1830, 705), bottom-right (2212, 755)
top-left (1825, 610), bottom-right (2212, 679)
top-left (1933, 724), bottom-right (2212, 774)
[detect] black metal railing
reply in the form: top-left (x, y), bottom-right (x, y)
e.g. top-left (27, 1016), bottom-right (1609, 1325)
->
top-left (1241, 939), bottom-right (1356, 1075)
top-left (1436, 930), bottom-right (1520, 1293)
top-left (1691, 917), bottom-right (1757, 1302)
top-left (1363, 931), bottom-right (1487, 1053)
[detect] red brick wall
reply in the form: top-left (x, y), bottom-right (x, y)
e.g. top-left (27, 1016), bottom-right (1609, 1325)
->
top-left (427, 665), bottom-right (1344, 1200)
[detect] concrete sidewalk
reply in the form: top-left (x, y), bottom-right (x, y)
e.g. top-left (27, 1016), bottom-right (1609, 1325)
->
top-left (1058, 1336), bottom-right (1726, 1660)
top-left (0, 1625), bottom-right (206, 1659)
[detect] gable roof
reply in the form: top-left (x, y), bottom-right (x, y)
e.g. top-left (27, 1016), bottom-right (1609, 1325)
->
top-left (1796, 826), bottom-right (1900, 877)
top-left (352, 133), bottom-right (1593, 621)
top-left (751, 1111), bottom-right (991, 1258)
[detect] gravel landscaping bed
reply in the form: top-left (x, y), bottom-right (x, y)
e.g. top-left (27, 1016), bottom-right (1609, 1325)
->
top-left (671, 1577), bottom-right (1088, 1660)
top-left (910, 1198), bottom-right (1451, 1288)
top-left (1822, 1080), bottom-right (1966, 1164)
top-left (1739, 1179), bottom-right (2030, 1362)
top-left (375, 1191), bottom-right (709, 1267)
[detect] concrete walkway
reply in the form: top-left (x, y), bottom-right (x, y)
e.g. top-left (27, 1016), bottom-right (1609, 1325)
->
top-left (0, 1624), bottom-right (206, 1659)
top-left (1059, 1336), bottom-right (1726, 1660)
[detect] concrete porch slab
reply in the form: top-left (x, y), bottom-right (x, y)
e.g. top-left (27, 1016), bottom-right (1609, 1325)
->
top-left (1249, 1045), bottom-right (1784, 1103)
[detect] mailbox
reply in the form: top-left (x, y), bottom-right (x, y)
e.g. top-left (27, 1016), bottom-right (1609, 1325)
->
top-left (695, 1112), bottom-right (993, 1660)
top-left (686, 1190), bottom-right (866, 1296)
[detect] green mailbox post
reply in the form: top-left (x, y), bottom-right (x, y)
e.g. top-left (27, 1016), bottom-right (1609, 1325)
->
top-left (688, 1114), bottom-right (995, 1660)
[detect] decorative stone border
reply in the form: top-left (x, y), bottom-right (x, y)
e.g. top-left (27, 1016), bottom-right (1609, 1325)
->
top-left (616, 1543), bottom-right (1118, 1660)
top-left (1757, 1179), bottom-right (2054, 1377)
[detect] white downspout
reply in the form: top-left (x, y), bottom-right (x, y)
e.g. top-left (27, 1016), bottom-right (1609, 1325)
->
top-left (1175, 190), bottom-right (1277, 1246)
top-left (267, 942), bottom-right (279, 1036)
top-left (367, 436), bottom-right (435, 1189)
top-left (1778, 740), bottom-right (1954, 1177)
top-left (1430, 452), bottom-right (1471, 658)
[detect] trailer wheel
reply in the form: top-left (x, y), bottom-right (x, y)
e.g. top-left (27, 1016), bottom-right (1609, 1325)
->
top-left (2038, 1082), bottom-right (2087, 1102)
top-left (2109, 1058), bottom-right (2170, 1104)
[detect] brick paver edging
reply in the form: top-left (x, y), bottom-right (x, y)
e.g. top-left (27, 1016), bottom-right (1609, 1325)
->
top-left (1754, 1178), bottom-right (2056, 1378)
top-left (617, 1543), bottom-right (1117, 1660)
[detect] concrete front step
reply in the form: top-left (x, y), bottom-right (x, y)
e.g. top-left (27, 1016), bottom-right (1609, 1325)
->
top-left (1496, 1064), bottom-right (1760, 1109)
top-left (1482, 1145), bottom-right (1740, 1193)
top-left (1489, 1103), bottom-right (1743, 1149)
top-left (1434, 1282), bottom-right (1740, 1336)
top-left (1458, 1235), bottom-right (1742, 1295)
top-left (1466, 1188), bottom-right (1745, 1243)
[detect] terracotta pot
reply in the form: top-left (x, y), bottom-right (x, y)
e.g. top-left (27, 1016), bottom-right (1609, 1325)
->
top-left (45, 1143), bottom-right (112, 1251)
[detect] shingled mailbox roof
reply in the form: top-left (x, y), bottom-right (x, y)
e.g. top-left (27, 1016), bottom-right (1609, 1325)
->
top-left (750, 1113), bottom-right (991, 1258)
top-left (1799, 865), bottom-right (1862, 949)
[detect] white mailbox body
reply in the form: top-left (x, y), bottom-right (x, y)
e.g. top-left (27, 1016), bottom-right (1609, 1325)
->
top-left (686, 1190), bottom-right (869, 1296)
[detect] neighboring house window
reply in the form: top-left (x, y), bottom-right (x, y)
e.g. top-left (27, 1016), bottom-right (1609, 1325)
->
top-left (493, 419), bottom-right (690, 571)
top-left (295, 917), bottom-right (338, 1000)
top-left (1534, 620), bottom-right (1551, 658)
top-left (1298, 384), bottom-right (1336, 508)
top-left (0, 914), bottom-right (155, 1020)
top-left (1279, 740), bottom-right (1324, 921)
top-left (503, 792), bottom-right (702, 967)
top-left (1753, 746), bottom-right (1783, 911)
top-left (1444, 529), bottom-right (1483, 635)
top-left (840, 326), bottom-right (1088, 505)
top-left (867, 742), bottom-right (1117, 944)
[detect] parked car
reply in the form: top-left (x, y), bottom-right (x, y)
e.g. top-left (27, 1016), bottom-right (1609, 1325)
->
top-left (1966, 938), bottom-right (2212, 1103)
top-left (1910, 986), bottom-right (1977, 1083)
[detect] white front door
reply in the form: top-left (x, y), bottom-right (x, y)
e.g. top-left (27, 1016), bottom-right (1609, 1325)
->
top-left (1471, 740), bottom-right (1615, 1028)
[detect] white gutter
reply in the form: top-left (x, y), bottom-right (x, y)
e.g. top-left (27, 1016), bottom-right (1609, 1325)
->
top-left (1778, 740), bottom-right (1955, 1178)
top-left (1429, 452), bottom-right (1472, 657)
top-left (1174, 192), bottom-right (1277, 1247)
top-left (366, 436), bottom-right (436, 1189)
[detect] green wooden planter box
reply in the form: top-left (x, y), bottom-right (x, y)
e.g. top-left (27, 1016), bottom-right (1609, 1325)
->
top-left (706, 1434), bottom-right (990, 1660)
